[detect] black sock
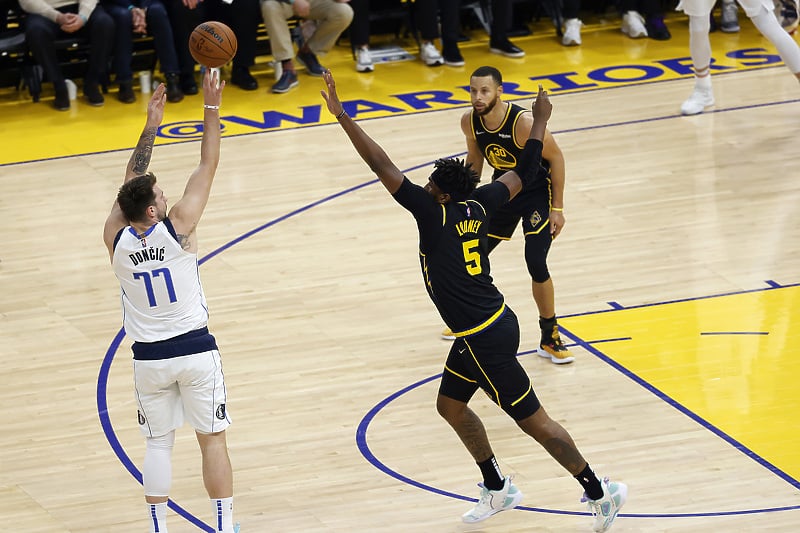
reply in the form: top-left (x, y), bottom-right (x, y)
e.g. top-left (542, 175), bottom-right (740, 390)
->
top-left (539, 315), bottom-right (557, 331)
top-left (575, 464), bottom-right (604, 500)
top-left (478, 455), bottom-right (505, 491)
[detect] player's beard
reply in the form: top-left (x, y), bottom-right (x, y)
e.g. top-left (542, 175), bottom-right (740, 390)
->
top-left (474, 95), bottom-right (499, 116)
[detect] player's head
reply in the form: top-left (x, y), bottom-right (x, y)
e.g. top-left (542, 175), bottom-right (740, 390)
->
top-left (426, 158), bottom-right (480, 203)
top-left (117, 172), bottom-right (168, 223)
top-left (469, 66), bottom-right (503, 116)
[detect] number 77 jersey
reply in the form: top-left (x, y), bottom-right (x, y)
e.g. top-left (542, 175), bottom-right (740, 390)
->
top-left (112, 218), bottom-right (209, 343)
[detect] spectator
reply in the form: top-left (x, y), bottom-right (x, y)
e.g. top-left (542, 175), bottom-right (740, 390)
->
top-left (103, 0), bottom-right (185, 103)
top-left (18, 0), bottom-right (115, 110)
top-left (254, 0), bottom-right (353, 94)
top-left (347, 0), bottom-right (464, 73)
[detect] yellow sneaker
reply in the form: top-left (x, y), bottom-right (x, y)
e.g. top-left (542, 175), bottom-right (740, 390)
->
top-left (441, 327), bottom-right (456, 341)
top-left (537, 324), bottom-right (575, 364)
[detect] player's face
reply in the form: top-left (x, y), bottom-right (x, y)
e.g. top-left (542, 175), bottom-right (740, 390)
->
top-left (470, 76), bottom-right (500, 116)
top-left (424, 179), bottom-right (449, 204)
top-left (152, 185), bottom-right (168, 221)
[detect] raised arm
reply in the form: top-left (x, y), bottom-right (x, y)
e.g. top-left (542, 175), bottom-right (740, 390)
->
top-left (103, 84), bottom-right (167, 257)
top-left (320, 70), bottom-right (405, 194)
top-left (167, 69), bottom-right (225, 251)
top-left (460, 111), bottom-right (485, 179)
top-left (496, 86), bottom-right (552, 198)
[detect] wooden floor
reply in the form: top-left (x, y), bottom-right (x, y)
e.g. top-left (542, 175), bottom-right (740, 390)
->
top-left (2, 28), bottom-right (800, 532)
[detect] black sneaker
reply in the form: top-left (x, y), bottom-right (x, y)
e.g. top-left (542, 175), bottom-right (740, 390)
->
top-left (489, 39), bottom-right (525, 58)
top-left (646, 17), bottom-right (671, 40)
top-left (118, 80), bottom-right (136, 103)
top-left (180, 73), bottom-right (198, 95)
top-left (296, 49), bottom-right (326, 76)
top-left (165, 73), bottom-right (184, 102)
top-left (53, 82), bottom-right (70, 111)
top-left (84, 83), bottom-right (104, 106)
top-left (443, 46), bottom-right (464, 67)
top-left (538, 325), bottom-right (575, 364)
top-left (271, 69), bottom-right (299, 93)
top-left (231, 65), bottom-right (258, 90)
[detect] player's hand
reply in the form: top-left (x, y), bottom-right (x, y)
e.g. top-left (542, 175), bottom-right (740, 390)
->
top-left (532, 85), bottom-right (552, 123)
top-left (549, 209), bottom-right (565, 239)
top-left (320, 70), bottom-right (344, 118)
top-left (146, 83), bottom-right (167, 127)
top-left (202, 68), bottom-right (224, 107)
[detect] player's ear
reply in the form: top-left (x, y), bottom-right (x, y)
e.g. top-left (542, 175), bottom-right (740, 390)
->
top-left (437, 192), bottom-right (451, 205)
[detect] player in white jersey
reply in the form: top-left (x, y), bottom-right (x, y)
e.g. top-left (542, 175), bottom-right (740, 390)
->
top-left (678, 0), bottom-right (800, 115)
top-left (102, 71), bottom-right (238, 533)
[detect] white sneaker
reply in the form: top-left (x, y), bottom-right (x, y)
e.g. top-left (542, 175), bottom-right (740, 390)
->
top-left (621, 11), bottom-right (648, 38)
top-left (355, 47), bottom-right (373, 73)
top-left (680, 85), bottom-right (714, 115)
top-left (582, 477), bottom-right (627, 532)
top-left (420, 41), bottom-right (443, 66)
top-left (441, 327), bottom-right (456, 341)
top-left (721, 0), bottom-right (740, 32)
top-left (562, 18), bottom-right (583, 46)
top-left (461, 476), bottom-right (523, 523)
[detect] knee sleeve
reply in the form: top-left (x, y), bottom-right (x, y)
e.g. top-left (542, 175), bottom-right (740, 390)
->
top-left (143, 431), bottom-right (175, 497)
top-left (751, 8), bottom-right (800, 73)
top-left (524, 238), bottom-right (551, 283)
top-left (688, 15), bottom-right (712, 71)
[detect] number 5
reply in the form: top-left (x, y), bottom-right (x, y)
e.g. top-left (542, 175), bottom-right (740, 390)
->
top-left (462, 239), bottom-right (482, 276)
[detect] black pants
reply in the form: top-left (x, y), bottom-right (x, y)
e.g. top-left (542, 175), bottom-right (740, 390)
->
top-left (24, 5), bottom-right (115, 87)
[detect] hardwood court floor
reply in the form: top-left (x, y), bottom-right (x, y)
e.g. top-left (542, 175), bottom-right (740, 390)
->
top-left (1, 15), bottom-right (799, 533)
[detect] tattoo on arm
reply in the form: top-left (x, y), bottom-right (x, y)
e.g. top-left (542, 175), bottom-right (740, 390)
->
top-left (176, 233), bottom-right (191, 251)
top-left (131, 127), bottom-right (157, 175)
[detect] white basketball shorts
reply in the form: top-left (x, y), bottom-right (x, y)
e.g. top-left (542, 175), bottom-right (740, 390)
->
top-left (133, 349), bottom-right (232, 437)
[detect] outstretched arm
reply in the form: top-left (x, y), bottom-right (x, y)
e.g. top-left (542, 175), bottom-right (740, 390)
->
top-left (103, 84), bottom-right (168, 258)
top-left (167, 69), bottom-right (225, 251)
top-left (496, 85), bottom-right (552, 198)
top-left (320, 70), bottom-right (405, 194)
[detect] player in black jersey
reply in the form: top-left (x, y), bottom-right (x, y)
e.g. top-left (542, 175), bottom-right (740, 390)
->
top-left (448, 65), bottom-right (574, 365)
top-left (321, 70), bottom-right (627, 532)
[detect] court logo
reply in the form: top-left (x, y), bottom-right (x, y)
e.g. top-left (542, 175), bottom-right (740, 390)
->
top-left (216, 404), bottom-right (227, 420)
top-left (137, 410), bottom-right (146, 426)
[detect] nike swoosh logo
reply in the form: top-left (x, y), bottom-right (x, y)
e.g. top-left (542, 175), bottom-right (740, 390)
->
top-left (458, 348), bottom-right (466, 354)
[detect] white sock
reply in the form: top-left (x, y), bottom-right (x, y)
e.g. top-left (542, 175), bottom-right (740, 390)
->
top-left (695, 74), bottom-right (712, 90)
top-left (147, 502), bottom-right (168, 533)
top-left (211, 497), bottom-right (235, 533)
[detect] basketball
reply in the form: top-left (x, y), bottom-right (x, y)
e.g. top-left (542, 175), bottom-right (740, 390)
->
top-left (189, 21), bottom-right (238, 68)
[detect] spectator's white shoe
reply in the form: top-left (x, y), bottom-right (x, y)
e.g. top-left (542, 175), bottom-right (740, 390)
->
top-left (355, 47), bottom-right (374, 73)
top-left (621, 11), bottom-right (648, 38)
top-left (562, 18), bottom-right (583, 46)
top-left (420, 42), bottom-right (444, 66)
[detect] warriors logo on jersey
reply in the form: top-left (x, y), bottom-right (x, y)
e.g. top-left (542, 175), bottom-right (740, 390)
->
top-left (485, 144), bottom-right (517, 169)
top-left (530, 210), bottom-right (542, 228)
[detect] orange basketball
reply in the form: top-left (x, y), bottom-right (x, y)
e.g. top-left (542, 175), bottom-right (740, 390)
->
top-left (189, 21), bottom-right (238, 68)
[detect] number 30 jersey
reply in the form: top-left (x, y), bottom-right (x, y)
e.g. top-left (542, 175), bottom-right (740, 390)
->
top-left (112, 218), bottom-right (209, 343)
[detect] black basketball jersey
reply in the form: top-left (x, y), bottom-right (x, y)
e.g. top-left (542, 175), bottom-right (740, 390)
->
top-left (471, 103), bottom-right (550, 188)
top-left (392, 177), bottom-right (510, 336)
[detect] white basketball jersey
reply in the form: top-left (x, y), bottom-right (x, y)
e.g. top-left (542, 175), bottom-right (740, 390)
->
top-left (112, 218), bottom-right (209, 342)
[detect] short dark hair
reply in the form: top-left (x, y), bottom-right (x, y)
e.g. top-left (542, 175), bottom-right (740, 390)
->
top-left (430, 158), bottom-right (480, 201)
top-left (471, 66), bottom-right (502, 86)
top-left (117, 172), bottom-right (157, 223)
